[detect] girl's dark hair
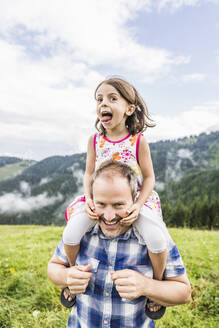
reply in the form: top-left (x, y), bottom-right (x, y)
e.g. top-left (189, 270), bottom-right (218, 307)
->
top-left (94, 77), bottom-right (155, 135)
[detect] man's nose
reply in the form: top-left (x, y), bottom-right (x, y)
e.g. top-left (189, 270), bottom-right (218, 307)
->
top-left (104, 207), bottom-right (116, 221)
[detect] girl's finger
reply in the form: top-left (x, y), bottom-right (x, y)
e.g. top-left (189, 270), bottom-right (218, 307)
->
top-left (121, 214), bottom-right (137, 222)
top-left (126, 208), bottom-right (134, 215)
top-left (121, 217), bottom-right (137, 225)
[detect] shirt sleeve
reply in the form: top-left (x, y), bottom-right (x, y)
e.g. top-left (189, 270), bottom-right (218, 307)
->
top-left (54, 238), bottom-right (69, 265)
top-left (164, 244), bottom-right (185, 278)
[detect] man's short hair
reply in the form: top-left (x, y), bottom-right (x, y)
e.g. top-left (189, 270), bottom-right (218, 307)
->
top-left (91, 160), bottom-right (137, 200)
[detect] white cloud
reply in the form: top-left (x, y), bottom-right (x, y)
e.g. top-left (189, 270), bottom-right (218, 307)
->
top-left (157, 0), bottom-right (201, 11)
top-left (156, 0), bottom-right (219, 11)
top-left (20, 181), bottom-right (31, 196)
top-left (0, 0), bottom-right (192, 160)
top-left (0, 0), bottom-right (218, 160)
top-left (182, 73), bottom-right (206, 82)
top-left (147, 101), bottom-right (219, 142)
top-left (0, 0), bottom-right (188, 79)
top-left (0, 191), bottom-right (63, 213)
top-left (39, 177), bottom-right (51, 185)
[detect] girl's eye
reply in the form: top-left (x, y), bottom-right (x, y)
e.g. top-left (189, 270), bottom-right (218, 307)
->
top-left (111, 96), bottom-right (117, 101)
top-left (97, 98), bottom-right (102, 103)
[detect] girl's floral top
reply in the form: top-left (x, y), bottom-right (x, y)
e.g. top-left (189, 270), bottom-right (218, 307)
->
top-left (94, 133), bottom-right (143, 188)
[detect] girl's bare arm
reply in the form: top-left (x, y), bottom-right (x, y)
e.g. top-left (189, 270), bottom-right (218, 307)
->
top-left (83, 135), bottom-right (96, 200)
top-left (136, 135), bottom-right (155, 207)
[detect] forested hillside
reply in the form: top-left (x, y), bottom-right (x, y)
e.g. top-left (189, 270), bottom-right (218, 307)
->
top-left (0, 157), bottom-right (36, 182)
top-left (0, 131), bottom-right (218, 227)
top-left (161, 170), bottom-right (219, 228)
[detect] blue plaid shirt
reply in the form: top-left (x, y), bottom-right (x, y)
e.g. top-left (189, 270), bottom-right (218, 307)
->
top-left (55, 225), bottom-right (185, 328)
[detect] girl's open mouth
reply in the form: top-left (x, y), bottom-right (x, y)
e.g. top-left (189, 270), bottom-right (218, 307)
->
top-left (101, 112), bottom-right (113, 123)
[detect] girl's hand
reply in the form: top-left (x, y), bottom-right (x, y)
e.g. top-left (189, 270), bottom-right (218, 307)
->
top-left (85, 198), bottom-right (98, 220)
top-left (120, 203), bottom-right (141, 226)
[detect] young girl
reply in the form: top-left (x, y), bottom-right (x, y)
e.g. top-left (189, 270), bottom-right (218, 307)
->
top-left (62, 77), bottom-right (171, 319)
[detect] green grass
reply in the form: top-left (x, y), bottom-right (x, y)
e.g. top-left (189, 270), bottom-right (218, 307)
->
top-left (0, 161), bottom-right (35, 181)
top-left (0, 226), bottom-right (218, 328)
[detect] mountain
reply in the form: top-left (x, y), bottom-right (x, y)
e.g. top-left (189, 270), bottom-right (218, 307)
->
top-left (0, 131), bottom-right (218, 227)
top-left (0, 157), bottom-right (36, 182)
top-left (150, 131), bottom-right (219, 185)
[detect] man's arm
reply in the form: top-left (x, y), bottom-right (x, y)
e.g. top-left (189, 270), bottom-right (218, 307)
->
top-left (48, 255), bottom-right (92, 294)
top-left (111, 270), bottom-right (191, 307)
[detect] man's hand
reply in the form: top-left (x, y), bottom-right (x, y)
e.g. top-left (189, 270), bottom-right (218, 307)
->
top-left (120, 203), bottom-right (141, 226)
top-left (85, 198), bottom-right (98, 220)
top-left (111, 269), bottom-right (148, 300)
top-left (67, 264), bottom-right (92, 295)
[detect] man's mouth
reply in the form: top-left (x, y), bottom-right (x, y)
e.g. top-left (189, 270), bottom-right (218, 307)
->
top-left (99, 215), bottom-right (122, 226)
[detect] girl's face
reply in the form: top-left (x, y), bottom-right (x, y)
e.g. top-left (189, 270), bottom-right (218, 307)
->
top-left (96, 83), bottom-right (134, 133)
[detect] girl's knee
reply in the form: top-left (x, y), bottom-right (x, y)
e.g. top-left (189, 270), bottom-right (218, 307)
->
top-left (147, 233), bottom-right (167, 253)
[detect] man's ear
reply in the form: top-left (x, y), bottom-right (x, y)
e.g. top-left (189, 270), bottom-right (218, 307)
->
top-left (126, 104), bottom-right (136, 116)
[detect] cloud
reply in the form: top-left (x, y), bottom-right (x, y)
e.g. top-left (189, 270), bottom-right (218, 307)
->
top-left (0, 0), bottom-right (218, 162)
top-left (39, 177), bottom-right (51, 185)
top-left (157, 0), bottom-right (201, 11)
top-left (68, 163), bottom-right (84, 195)
top-left (20, 181), bottom-right (31, 196)
top-left (181, 73), bottom-right (206, 82)
top-left (0, 0), bottom-right (188, 80)
top-left (147, 101), bottom-right (219, 142)
top-left (0, 0), bottom-right (193, 160)
top-left (156, 0), bottom-right (219, 11)
top-left (0, 191), bottom-right (63, 213)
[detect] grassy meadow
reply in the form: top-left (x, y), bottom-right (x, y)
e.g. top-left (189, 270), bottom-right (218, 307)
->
top-left (0, 226), bottom-right (218, 328)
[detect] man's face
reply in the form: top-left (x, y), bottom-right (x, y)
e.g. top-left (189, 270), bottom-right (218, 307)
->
top-left (92, 174), bottom-right (133, 238)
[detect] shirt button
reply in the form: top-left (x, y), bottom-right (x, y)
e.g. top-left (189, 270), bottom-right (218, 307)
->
top-left (104, 320), bottom-right (108, 324)
top-left (105, 292), bottom-right (109, 296)
top-left (109, 266), bottom-right (113, 270)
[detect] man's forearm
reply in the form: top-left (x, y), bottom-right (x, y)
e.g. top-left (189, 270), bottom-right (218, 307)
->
top-left (111, 270), bottom-right (191, 307)
top-left (47, 261), bottom-right (69, 290)
top-left (144, 275), bottom-right (191, 307)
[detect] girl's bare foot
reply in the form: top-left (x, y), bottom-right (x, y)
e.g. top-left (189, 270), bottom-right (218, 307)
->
top-left (63, 288), bottom-right (73, 302)
top-left (60, 288), bottom-right (76, 308)
top-left (147, 301), bottom-right (161, 312)
top-left (145, 299), bottom-right (166, 320)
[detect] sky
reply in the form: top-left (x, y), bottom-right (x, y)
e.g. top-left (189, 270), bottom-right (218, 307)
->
top-left (0, 0), bottom-right (219, 161)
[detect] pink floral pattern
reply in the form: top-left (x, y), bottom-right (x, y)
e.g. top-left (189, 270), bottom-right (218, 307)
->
top-left (65, 133), bottom-right (163, 221)
top-left (95, 134), bottom-right (143, 184)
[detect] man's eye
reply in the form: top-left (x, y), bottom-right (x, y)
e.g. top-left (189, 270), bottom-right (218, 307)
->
top-left (97, 98), bottom-right (102, 103)
top-left (111, 96), bottom-right (117, 101)
top-left (97, 203), bottom-right (104, 207)
top-left (114, 204), bottom-right (123, 208)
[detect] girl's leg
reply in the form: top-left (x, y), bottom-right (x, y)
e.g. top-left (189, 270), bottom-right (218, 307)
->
top-left (134, 210), bottom-right (169, 315)
top-left (64, 244), bottom-right (80, 267)
top-left (148, 249), bottom-right (167, 281)
top-left (134, 210), bottom-right (169, 276)
top-left (61, 209), bottom-right (96, 306)
top-left (63, 209), bottom-right (96, 266)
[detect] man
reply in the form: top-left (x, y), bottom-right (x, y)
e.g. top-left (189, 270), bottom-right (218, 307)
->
top-left (48, 161), bottom-right (191, 328)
